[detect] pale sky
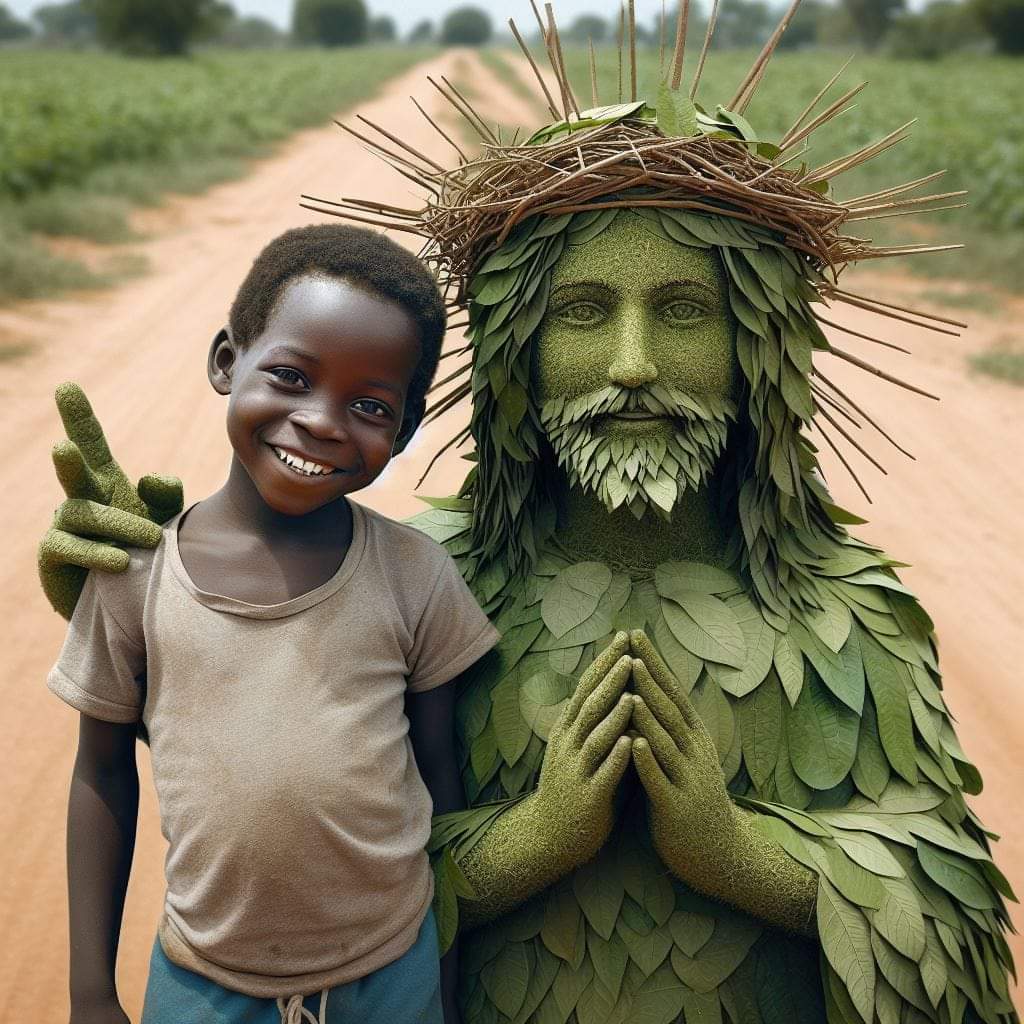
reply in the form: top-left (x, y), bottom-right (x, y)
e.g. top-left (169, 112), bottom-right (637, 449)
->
top-left (8, 0), bottom-right (660, 35)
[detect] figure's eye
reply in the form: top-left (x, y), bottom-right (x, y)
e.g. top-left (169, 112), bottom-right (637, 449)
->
top-left (558, 301), bottom-right (606, 326)
top-left (352, 398), bottom-right (393, 420)
top-left (661, 300), bottom-right (709, 325)
top-left (268, 367), bottom-right (308, 388)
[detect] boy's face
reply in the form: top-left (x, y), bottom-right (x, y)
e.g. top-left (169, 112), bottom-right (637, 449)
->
top-left (212, 273), bottom-right (421, 517)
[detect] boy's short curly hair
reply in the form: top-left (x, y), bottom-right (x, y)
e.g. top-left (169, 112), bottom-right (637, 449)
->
top-left (229, 224), bottom-right (446, 426)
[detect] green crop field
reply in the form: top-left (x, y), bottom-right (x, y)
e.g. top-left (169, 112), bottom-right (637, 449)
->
top-left (0, 47), bottom-right (428, 305)
top-left (0, 47), bottom-right (427, 199)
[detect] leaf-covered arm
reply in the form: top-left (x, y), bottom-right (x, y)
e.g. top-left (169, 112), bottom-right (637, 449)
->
top-left (739, 784), bottom-right (1017, 1024)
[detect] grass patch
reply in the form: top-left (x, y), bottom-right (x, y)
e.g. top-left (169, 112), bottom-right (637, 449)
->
top-left (0, 47), bottom-right (432, 305)
top-left (480, 49), bottom-right (546, 110)
top-left (917, 288), bottom-right (1003, 314)
top-left (968, 344), bottom-right (1024, 386)
top-left (0, 340), bottom-right (37, 363)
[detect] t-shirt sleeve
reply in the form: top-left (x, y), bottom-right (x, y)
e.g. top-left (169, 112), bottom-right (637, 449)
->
top-left (47, 572), bottom-right (145, 723)
top-left (407, 554), bottom-right (500, 693)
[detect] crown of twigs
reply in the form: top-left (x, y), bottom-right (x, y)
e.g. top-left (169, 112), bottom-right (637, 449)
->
top-left (301, 0), bottom-right (969, 503)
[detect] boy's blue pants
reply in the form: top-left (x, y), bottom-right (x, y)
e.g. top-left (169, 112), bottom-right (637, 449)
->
top-left (141, 906), bottom-right (445, 1024)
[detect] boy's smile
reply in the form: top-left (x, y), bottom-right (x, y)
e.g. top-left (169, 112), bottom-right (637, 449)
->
top-left (210, 273), bottom-right (422, 517)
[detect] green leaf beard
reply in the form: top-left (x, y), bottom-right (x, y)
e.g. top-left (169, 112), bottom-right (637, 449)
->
top-left (413, 208), bottom-right (1017, 1024)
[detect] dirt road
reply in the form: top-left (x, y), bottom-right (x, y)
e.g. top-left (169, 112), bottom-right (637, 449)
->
top-left (1, 50), bottom-right (1020, 1021)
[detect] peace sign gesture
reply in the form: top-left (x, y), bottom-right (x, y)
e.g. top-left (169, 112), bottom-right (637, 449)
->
top-left (38, 382), bottom-right (183, 619)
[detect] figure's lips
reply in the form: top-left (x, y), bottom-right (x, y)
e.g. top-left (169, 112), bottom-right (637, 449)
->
top-left (608, 411), bottom-right (664, 421)
top-left (268, 444), bottom-right (342, 478)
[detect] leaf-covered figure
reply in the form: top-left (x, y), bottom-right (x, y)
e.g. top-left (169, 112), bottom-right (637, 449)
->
top-left (287, 5), bottom-right (1018, 1022)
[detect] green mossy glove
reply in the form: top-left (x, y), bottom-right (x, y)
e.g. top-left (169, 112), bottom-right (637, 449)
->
top-left (459, 632), bottom-right (635, 929)
top-left (628, 629), bottom-right (818, 937)
top-left (38, 382), bottom-right (184, 620)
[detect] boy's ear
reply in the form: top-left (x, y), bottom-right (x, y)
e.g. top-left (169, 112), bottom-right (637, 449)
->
top-left (392, 396), bottom-right (425, 456)
top-left (208, 327), bottom-right (237, 395)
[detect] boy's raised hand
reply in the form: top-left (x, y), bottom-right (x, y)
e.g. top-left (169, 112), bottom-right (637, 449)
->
top-left (38, 382), bottom-right (184, 620)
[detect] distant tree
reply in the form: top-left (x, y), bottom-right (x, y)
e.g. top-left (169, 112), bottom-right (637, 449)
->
top-left (841, 0), bottom-right (906, 48)
top-left (292, 0), bottom-right (368, 46)
top-left (440, 5), bottom-right (491, 44)
top-left (0, 3), bottom-right (32, 39)
top-left (776, 0), bottom-right (827, 47)
top-left (973, 0), bottom-right (1024, 51)
top-left (368, 13), bottom-right (395, 40)
top-left (407, 17), bottom-right (432, 41)
top-left (87, 0), bottom-right (232, 54)
top-left (565, 13), bottom-right (608, 42)
top-left (33, 0), bottom-right (95, 41)
top-left (214, 12), bottom-right (284, 47)
top-left (886, 0), bottom-right (984, 56)
top-left (712, 0), bottom-right (775, 47)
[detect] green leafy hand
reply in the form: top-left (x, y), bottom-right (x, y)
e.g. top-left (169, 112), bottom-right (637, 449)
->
top-left (628, 628), bottom-right (818, 934)
top-left (628, 629), bottom-right (738, 874)
top-left (38, 382), bottom-right (184, 620)
top-left (533, 630), bottom-right (636, 862)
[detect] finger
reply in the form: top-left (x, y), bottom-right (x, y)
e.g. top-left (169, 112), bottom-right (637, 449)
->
top-left (55, 382), bottom-right (125, 479)
top-left (572, 654), bottom-right (632, 744)
top-left (138, 474), bottom-right (184, 524)
top-left (39, 528), bottom-right (130, 574)
top-left (630, 629), bottom-right (701, 727)
top-left (631, 695), bottom-right (684, 785)
top-left (592, 734), bottom-right (633, 790)
top-left (565, 631), bottom-right (631, 721)
top-left (55, 499), bottom-right (162, 548)
top-left (52, 440), bottom-right (106, 503)
top-left (631, 659), bottom-right (690, 742)
top-left (580, 693), bottom-right (634, 774)
top-left (631, 737), bottom-right (674, 803)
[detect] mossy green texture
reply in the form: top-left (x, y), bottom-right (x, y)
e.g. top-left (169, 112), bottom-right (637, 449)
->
top-left (416, 208), bottom-right (1017, 1024)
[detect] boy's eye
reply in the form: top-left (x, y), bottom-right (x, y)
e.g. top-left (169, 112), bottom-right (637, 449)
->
top-left (269, 367), bottom-right (308, 388)
top-left (353, 399), bottom-right (393, 419)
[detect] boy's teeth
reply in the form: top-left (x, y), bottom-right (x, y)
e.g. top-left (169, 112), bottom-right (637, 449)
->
top-left (272, 446), bottom-right (334, 477)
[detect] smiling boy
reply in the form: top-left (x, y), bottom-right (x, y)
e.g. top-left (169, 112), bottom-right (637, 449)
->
top-left (47, 225), bottom-right (499, 1024)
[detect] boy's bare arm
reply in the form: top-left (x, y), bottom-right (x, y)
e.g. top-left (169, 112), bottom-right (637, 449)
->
top-left (67, 714), bottom-right (139, 1024)
top-left (406, 675), bottom-right (464, 1024)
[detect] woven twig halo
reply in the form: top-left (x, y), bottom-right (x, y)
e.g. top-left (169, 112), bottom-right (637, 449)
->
top-left (300, 0), bottom-right (966, 508)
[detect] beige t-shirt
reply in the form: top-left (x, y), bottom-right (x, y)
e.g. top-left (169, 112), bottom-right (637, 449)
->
top-left (48, 500), bottom-right (499, 998)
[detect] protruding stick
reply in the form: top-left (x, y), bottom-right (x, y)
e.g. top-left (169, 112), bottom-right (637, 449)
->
top-left (546, 3), bottom-right (580, 117)
top-left (814, 370), bottom-right (916, 459)
top-left (689, 0), bottom-right (719, 99)
top-left (670, 0), bottom-right (690, 91)
top-left (618, 4), bottom-right (625, 103)
top-left (410, 96), bottom-right (467, 163)
top-left (817, 314), bottom-right (913, 354)
top-left (659, 0), bottom-right (667, 72)
top-left (508, 18), bottom-right (560, 120)
top-left (628, 0), bottom-right (638, 101)
top-left (780, 55), bottom-right (853, 148)
top-left (827, 346), bottom-right (941, 400)
top-left (589, 37), bottom-right (599, 108)
top-left (813, 418), bottom-right (873, 502)
top-left (730, 0), bottom-right (803, 113)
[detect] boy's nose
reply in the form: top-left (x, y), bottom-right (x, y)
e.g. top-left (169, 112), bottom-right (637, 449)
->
top-left (289, 408), bottom-right (350, 445)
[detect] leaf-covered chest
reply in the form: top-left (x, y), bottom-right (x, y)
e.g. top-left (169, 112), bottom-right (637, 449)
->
top-left (454, 551), bottom-right (961, 812)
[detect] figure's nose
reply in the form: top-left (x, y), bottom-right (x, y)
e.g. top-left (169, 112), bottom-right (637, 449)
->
top-left (608, 309), bottom-right (657, 388)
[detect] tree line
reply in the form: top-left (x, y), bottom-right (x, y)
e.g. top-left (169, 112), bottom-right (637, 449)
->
top-left (0, 0), bottom-right (1020, 55)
